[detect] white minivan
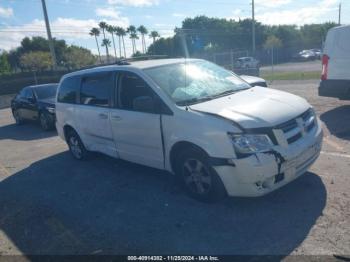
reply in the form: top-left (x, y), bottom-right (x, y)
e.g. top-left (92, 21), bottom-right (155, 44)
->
top-left (56, 58), bottom-right (323, 202)
top-left (319, 25), bottom-right (350, 99)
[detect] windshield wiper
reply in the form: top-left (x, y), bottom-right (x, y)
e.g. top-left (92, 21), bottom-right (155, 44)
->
top-left (212, 87), bottom-right (251, 99)
top-left (213, 89), bottom-right (237, 98)
top-left (176, 96), bottom-right (214, 106)
top-left (177, 88), bottom-right (251, 106)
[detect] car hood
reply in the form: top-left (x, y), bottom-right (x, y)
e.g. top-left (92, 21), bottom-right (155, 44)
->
top-left (38, 97), bottom-right (56, 107)
top-left (189, 87), bottom-right (310, 129)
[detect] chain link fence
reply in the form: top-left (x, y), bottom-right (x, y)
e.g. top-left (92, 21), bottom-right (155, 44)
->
top-left (196, 50), bottom-right (260, 76)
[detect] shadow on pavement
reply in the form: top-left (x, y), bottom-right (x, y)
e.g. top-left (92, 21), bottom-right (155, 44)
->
top-left (0, 122), bottom-right (56, 141)
top-left (321, 105), bottom-right (350, 140)
top-left (0, 152), bottom-right (326, 255)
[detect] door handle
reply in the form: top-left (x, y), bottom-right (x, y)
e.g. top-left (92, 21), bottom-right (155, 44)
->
top-left (111, 115), bottom-right (122, 121)
top-left (98, 113), bottom-right (108, 119)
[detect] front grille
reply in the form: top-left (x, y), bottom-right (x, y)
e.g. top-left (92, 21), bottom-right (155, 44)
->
top-left (287, 132), bottom-right (302, 144)
top-left (274, 108), bottom-right (317, 145)
top-left (276, 118), bottom-right (298, 133)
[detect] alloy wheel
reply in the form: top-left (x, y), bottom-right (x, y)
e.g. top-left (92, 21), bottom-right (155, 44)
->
top-left (182, 158), bottom-right (212, 195)
top-left (69, 136), bottom-right (83, 159)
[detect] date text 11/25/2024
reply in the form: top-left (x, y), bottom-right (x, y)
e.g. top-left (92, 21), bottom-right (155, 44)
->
top-left (127, 256), bottom-right (219, 261)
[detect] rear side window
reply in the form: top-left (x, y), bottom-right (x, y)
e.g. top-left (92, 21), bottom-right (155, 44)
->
top-left (80, 73), bottom-right (113, 107)
top-left (58, 76), bottom-right (80, 104)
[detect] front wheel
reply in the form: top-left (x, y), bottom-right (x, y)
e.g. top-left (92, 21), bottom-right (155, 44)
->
top-left (66, 130), bottom-right (89, 160)
top-left (176, 147), bottom-right (227, 202)
top-left (39, 112), bottom-right (53, 131)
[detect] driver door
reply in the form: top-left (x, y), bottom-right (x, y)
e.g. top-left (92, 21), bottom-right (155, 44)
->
top-left (22, 88), bottom-right (38, 120)
top-left (110, 71), bottom-right (164, 169)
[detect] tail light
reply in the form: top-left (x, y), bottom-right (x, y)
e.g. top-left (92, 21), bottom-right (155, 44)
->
top-left (321, 54), bottom-right (329, 80)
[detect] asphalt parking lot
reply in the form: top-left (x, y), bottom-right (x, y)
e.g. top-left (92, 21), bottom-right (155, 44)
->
top-left (0, 79), bottom-right (350, 256)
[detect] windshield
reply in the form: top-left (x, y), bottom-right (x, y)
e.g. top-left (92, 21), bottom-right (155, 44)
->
top-left (34, 85), bottom-right (58, 100)
top-left (144, 60), bottom-right (250, 106)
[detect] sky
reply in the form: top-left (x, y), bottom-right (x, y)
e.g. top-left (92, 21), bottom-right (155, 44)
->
top-left (0, 0), bottom-right (348, 57)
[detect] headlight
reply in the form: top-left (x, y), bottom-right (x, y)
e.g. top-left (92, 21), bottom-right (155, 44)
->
top-left (47, 107), bottom-right (55, 114)
top-left (228, 133), bottom-right (273, 154)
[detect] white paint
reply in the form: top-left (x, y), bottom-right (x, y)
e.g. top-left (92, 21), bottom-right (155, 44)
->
top-left (56, 58), bottom-right (323, 197)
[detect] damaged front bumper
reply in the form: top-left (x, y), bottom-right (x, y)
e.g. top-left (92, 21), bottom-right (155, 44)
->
top-left (214, 123), bottom-right (323, 197)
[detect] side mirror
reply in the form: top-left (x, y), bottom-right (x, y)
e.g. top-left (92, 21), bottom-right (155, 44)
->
top-left (27, 97), bottom-right (36, 103)
top-left (133, 96), bottom-right (156, 113)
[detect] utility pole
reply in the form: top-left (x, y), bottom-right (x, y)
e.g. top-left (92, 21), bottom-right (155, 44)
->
top-left (252, 0), bottom-right (256, 56)
top-left (338, 3), bottom-right (342, 25)
top-left (41, 0), bottom-right (57, 70)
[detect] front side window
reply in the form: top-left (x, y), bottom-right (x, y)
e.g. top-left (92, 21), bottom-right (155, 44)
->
top-left (80, 73), bottom-right (113, 107)
top-left (118, 72), bottom-right (155, 112)
top-left (24, 88), bottom-right (34, 100)
top-left (34, 85), bottom-right (58, 100)
top-left (144, 60), bottom-right (250, 106)
top-left (58, 76), bottom-right (80, 104)
top-left (18, 89), bottom-right (26, 99)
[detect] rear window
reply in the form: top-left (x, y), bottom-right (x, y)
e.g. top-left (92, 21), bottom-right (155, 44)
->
top-left (58, 76), bottom-right (80, 104)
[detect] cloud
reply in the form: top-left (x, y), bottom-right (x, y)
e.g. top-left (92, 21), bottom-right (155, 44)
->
top-left (255, 0), bottom-right (291, 7)
top-left (0, 17), bottom-right (129, 51)
top-left (227, 0), bottom-right (339, 25)
top-left (0, 6), bottom-right (13, 18)
top-left (96, 7), bottom-right (124, 19)
top-left (256, 0), bottom-right (338, 25)
top-left (107, 0), bottom-right (159, 7)
top-left (172, 13), bottom-right (186, 17)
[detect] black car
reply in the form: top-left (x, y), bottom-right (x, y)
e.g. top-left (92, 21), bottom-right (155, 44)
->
top-left (11, 83), bottom-right (58, 131)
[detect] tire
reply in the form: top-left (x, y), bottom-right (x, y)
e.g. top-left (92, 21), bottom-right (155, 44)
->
top-left (39, 112), bottom-right (52, 131)
top-left (66, 129), bottom-right (89, 160)
top-left (175, 147), bottom-right (227, 202)
top-left (13, 109), bottom-right (23, 125)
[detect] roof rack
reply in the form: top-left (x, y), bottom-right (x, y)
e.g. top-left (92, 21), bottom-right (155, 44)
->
top-left (116, 55), bottom-right (169, 64)
top-left (79, 55), bottom-right (169, 70)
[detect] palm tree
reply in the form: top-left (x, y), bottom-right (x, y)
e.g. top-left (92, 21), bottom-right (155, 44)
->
top-left (130, 33), bottom-right (139, 55)
top-left (98, 21), bottom-right (108, 39)
top-left (89, 27), bottom-right (102, 63)
top-left (99, 21), bottom-right (110, 62)
top-left (137, 25), bottom-right (148, 53)
top-left (107, 25), bottom-right (117, 60)
top-left (127, 25), bottom-right (138, 55)
top-left (119, 27), bottom-right (127, 58)
top-left (115, 27), bottom-right (124, 58)
top-left (149, 31), bottom-right (160, 44)
top-left (101, 38), bottom-right (111, 63)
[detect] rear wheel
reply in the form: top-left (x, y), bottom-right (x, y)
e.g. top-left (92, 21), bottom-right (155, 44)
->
top-left (13, 109), bottom-right (23, 125)
top-left (66, 130), bottom-right (88, 160)
top-left (175, 147), bottom-right (227, 202)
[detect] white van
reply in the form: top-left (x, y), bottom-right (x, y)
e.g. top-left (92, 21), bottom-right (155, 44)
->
top-left (56, 59), bottom-right (323, 202)
top-left (319, 25), bottom-right (350, 99)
